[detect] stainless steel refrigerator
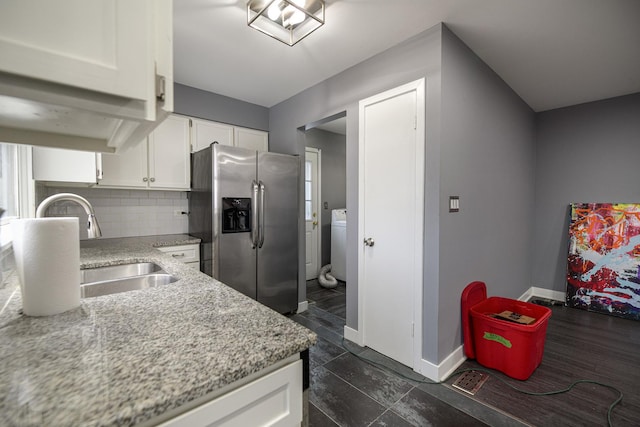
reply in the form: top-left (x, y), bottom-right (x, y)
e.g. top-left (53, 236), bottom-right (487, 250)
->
top-left (189, 144), bottom-right (299, 314)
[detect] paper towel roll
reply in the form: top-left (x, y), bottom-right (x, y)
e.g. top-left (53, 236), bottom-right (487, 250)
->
top-left (12, 218), bottom-right (80, 316)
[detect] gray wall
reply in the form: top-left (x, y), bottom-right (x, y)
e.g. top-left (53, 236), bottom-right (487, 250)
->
top-left (438, 27), bottom-right (536, 361)
top-left (270, 23), bottom-right (536, 365)
top-left (305, 128), bottom-right (346, 266)
top-left (174, 83), bottom-right (269, 131)
top-left (532, 92), bottom-right (640, 292)
top-left (269, 24), bottom-right (444, 353)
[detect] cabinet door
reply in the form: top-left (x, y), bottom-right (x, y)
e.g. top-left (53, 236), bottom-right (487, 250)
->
top-left (98, 140), bottom-right (148, 188)
top-left (191, 119), bottom-right (233, 152)
top-left (148, 115), bottom-right (190, 189)
top-left (32, 147), bottom-right (98, 184)
top-left (0, 0), bottom-right (150, 100)
top-left (159, 360), bottom-right (302, 427)
top-left (234, 127), bottom-right (269, 152)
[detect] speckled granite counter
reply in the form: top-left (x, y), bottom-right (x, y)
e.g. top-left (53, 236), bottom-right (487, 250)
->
top-left (0, 234), bottom-right (316, 426)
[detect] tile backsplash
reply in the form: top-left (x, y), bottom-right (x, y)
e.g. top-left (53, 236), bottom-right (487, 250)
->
top-left (38, 186), bottom-right (189, 240)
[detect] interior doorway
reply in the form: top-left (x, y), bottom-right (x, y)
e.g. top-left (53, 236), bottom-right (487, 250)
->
top-left (304, 147), bottom-right (320, 280)
top-left (303, 113), bottom-right (347, 285)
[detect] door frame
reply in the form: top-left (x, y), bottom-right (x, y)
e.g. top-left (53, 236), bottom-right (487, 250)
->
top-left (304, 147), bottom-right (322, 280)
top-left (356, 78), bottom-right (425, 370)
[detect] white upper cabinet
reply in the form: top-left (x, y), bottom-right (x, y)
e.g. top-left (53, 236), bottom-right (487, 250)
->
top-left (99, 115), bottom-right (190, 190)
top-left (99, 139), bottom-right (149, 188)
top-left (191, 118), bottom-right (233, 152)
top-left (190, 118), bottom-right (268, 153)
top-left (148, 115), bottom-right (190, 189)
top-left (32, 147), bottom-right (100, 184)
top-left (234, 127), bottom-right (269, 152)
top-left (0, 0), bottom-right (173, 153)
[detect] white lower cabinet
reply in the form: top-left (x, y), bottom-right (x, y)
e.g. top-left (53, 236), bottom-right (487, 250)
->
top-left (158, 358), bottom-right (302, 427)
top-left (157, 244), bottom-right (200, 270)
top-left (98, 114), bottom-right (190, 190)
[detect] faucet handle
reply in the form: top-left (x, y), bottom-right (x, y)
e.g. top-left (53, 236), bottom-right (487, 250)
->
top-left (87, 214), bottom-right (102, 239)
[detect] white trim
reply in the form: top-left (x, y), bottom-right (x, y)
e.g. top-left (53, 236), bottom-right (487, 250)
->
top-left (343, 325), bottom-right (363, 346)
top-left (297, 300), bottom-right (309, 313)
top-left (357, 78), bottom-right (426, 370)
top-left (415, 345), bottom-right (466, 382)
top-left (17, 145), bottom-right (35, 218)
top-left (304, 147), bottom-right (321, 280)
top-left (518, 286), bottom-right (565, 302)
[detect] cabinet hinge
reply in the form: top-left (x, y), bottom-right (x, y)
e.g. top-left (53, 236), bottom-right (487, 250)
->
top-left (155, 75), bottom-right (166, 102)
top-left (413, 116), bottom-right (417, 130)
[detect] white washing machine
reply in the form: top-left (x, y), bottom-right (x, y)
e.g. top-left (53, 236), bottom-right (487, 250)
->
top-left (331, 209), bottom-right (347, 282)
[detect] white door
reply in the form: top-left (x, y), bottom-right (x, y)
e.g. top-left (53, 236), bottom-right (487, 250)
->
top-left (305, 148), bottom-right (321, 280)
top-left (359, 79), bottom-right (425, 367)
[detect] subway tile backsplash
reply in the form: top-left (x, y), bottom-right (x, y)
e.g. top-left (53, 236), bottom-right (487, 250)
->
top-left (39, 187), bottom-right (189, 240)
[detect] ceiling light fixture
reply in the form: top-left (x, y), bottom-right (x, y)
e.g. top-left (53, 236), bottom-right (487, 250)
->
top-left (247, 0), bottom-right (325, 46)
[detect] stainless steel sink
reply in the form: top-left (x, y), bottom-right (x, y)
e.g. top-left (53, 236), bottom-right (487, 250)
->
top-left (81, 273), bottom-right (178, 298)
top-left (80, 262), bottom-right (163, 284)
top-left (80, 262), bottom-right (178, 298)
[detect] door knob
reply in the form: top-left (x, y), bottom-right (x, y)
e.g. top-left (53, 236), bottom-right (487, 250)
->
top-left (364, 237), bottom-right (375, 247)
top-left (313, 221), bottom-right (318, 227)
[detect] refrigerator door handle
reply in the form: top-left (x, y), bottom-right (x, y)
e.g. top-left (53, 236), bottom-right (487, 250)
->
top-left (258, 181), bottom-right (266, 248)
top-left (251, 180), bottom-right (259, 249)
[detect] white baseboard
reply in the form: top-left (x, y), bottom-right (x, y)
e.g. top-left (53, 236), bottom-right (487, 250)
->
top-left (343, 325), bottom-right (363, 346)
top-left (518, 286), bottom-right (565, 302)
top-left (415, 345), bottom-right (466, 382)
top-left (297, 301), bottom-right (308, 313)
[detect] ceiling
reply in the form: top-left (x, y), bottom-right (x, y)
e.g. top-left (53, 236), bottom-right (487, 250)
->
top-left (173, 0), bottom-right (640, 112)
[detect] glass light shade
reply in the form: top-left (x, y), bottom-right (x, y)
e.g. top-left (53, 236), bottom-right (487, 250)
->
top-left (247, 0), bottom-right (325, 46)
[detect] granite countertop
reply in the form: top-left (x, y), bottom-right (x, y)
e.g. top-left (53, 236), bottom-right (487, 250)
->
top-left (0, 234), bottom-right (316, 426)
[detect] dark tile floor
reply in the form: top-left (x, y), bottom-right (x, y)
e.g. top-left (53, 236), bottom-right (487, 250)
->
top-left (292, 281), bottom-right (639, 426)
top-left (291, 280), bottom-right (521, 427)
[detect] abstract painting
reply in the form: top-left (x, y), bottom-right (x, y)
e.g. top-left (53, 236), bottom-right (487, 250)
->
top-left (567, 203), bottom-right (640, 320)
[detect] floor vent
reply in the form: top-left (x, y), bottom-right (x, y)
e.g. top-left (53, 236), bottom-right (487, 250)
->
top-left (452, 371), bottom-right (489, 395)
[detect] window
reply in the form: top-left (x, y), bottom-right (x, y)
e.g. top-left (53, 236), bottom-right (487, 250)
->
top-left (305, 160), bottom-right (312, 221)
top-left (0, 143), bottom-right (18, 219)
top-left (0, 143), bottom-right (34, 248)
top-left (0, 143), bottom-right (18, 248)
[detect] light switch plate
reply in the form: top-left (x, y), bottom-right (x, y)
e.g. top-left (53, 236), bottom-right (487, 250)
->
top-left (449, 196), bottom-right (460, 212)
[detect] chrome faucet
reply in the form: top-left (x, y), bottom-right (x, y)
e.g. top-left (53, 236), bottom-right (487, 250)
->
top-left (36, 193), bottom-right (102, 239)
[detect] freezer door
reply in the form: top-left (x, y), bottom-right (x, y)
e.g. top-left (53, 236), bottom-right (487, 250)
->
top-left (257, 151), bottom-right (299, 313)
top-left (189, 147), bottom-right (213, 275)
top-left (214, 145), bottom-right (257, 299)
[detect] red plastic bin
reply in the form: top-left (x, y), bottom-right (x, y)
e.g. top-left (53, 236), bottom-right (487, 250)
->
top-left (469, 296), bottom-right (552, 380)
